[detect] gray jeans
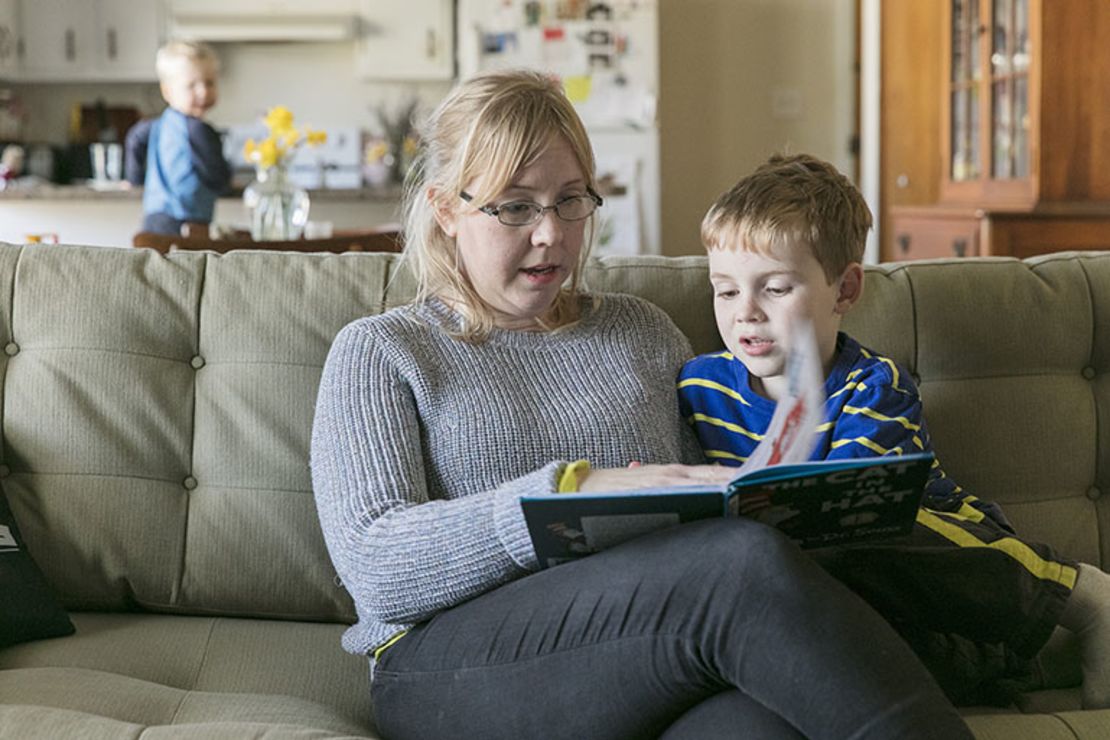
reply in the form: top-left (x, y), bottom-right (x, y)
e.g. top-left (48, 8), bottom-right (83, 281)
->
top-left (370, 518), bottom-right (972, 740)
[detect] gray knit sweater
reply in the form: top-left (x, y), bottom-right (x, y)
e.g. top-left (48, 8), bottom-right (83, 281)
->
top-left (310, 292), bottom-right (703, 655)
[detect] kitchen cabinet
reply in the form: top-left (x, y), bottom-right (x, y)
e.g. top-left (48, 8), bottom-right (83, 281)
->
top-left (355, 0), bottom-right (453, 81)
top-left (0, 0), bottom-right (17, 78)
top-left (17, 0), bottom-right (164, 82)
top-left (886, 0), bottom-right (1110, 261)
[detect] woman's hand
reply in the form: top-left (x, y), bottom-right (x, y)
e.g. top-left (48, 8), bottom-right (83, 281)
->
top-left (577, 463), bottom-right (736, 493)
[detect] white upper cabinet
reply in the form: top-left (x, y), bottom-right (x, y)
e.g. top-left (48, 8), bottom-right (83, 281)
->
top-left (0, 0), bottom-right (17, 78)
top-left (356, 0), bottom-right (454, 80)
top-left (99, 0), bottom-right (165, 79)
top-left (17, 0), bottom-right (164, 81)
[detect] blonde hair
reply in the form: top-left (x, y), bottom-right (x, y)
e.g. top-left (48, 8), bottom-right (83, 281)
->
top-left (401, 69), bottom-right (598, 341)
top-left (155, 40), bottom-right (219, 82)
top-left (701, 153), bottom-right (872, 283)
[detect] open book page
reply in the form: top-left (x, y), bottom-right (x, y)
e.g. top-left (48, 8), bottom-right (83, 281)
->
top-left (731, 318), bottom-right (825, 477)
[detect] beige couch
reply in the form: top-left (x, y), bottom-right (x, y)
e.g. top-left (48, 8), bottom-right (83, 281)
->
top-left (0, 242), bottom-right (1107, 739)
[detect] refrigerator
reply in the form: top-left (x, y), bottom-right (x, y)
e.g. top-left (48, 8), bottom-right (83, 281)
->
top-left (457, 0), bottom-right (660, 255)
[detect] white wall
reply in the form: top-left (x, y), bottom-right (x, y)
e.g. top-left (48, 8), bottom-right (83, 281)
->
top-left (659, 0), bottom-right (857, 256)
top-left (12, 41), bottom-right (452, 142)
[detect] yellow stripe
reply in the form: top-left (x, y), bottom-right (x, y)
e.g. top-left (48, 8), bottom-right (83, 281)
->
top-left (816, 421), bottom-right (835, 432)
top-left (829, 381), bottom-right (869, 400)
top-left (842, 405), bottom-right (920, 432)
top-left (372, 630), bottom-right (408, 660)
top-left (705, 449), bottom-right (746, 462)
top-left (690, 413), bottom-right (763, 441)
top-left (678, 377), bottom-right (751, 406)
top-left (860, 347), bottom-right (909, 393)
top-left (830, 437), bottom-right (902, 456)
top-left (916, 510), bottom-right (1078, 589)
top-left (926, 507), bottom-right (985, 525)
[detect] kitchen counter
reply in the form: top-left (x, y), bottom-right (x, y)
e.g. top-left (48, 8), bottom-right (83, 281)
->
top-left (0, 182), bottom-right (404, 202)
top-left (0, 182), bottom-right (404, 247)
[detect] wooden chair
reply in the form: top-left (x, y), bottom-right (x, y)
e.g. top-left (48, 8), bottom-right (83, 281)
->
top-left (132, 227), bottom-right (403, 255)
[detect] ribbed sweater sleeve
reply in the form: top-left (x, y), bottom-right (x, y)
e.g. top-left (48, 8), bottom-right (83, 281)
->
top-left (310, 293), bottom-right (699, 654)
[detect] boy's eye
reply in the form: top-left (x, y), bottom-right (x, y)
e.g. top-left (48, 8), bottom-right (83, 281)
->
top-left (765, 284), bottom-right (792, 297)
top-left (714, 288), bottom-right (739, 300)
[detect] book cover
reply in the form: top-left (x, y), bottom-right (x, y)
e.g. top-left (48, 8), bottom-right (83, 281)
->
top-left (522, 453), bottom-right (932, 568)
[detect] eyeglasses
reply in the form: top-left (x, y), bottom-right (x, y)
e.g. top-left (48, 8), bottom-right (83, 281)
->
top-left (459, 188), bottom-right (603, 227)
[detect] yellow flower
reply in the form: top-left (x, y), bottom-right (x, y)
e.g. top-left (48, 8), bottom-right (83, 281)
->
top-left (402, 135), bottom-right (418, 156)
top-left (248, 106), bottom-right (325, 172)
top-left (263, 106), bottom-right (295, 136)
top-left (255, 137), bottom-right (280, 169)
top-left (365, 140), bottom-right (388, 163)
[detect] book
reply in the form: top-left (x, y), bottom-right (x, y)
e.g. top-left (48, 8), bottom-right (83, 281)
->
top-left (521, 320), bottom-right (932, 569)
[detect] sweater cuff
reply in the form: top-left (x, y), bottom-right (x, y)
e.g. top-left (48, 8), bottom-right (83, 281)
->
top-left (492, 460), bottom-right (563, 571)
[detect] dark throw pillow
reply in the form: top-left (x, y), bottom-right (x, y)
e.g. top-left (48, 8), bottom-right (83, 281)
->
top-left (0, 483), bottom-right (75, 649)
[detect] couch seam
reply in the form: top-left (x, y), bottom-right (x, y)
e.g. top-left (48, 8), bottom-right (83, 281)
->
top-left (1, 245), bottom-right (24, 467)
top-left (175, 253), bottom-right (208, 607)
top-left (903, 267), bottom-right (920, 379)
top-left (379, 252), bottom-right (407, 315)
top-left (188, 616), bottom-right (220, 691)
top-left (1073, 257), bottom-right (1104, 564)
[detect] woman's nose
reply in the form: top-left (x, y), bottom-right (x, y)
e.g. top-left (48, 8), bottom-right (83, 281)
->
top-left (530, 208), bottom-right (563, 247)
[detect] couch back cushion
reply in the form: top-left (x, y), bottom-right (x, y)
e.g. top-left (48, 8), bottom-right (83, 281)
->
top-left (0, 244), bottom-right (1106, 622)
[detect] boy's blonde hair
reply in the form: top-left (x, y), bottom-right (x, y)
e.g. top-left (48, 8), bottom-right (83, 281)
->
top-left (155, 40), bottom-right (219, 82)
top-left (401, 69), bottom-right (598, 341)
top-left (701, 153), bottom-right (872, 283)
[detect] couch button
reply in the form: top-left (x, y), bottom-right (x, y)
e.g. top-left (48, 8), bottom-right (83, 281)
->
top-left (1088, 487), bottom-right (1101, 501)
top-left (0, 464), bottom-right (9, 478)
top-left (1082, 367), bottom-right (1096, 380)
top-left (183, 476), bottom-right (198, 490)
top-left (3, 342), bottom-right (18, 356)
top-left (190, 355), bottom-right (205, 370)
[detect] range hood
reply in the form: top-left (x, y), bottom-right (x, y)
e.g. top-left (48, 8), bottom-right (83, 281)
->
top-left (168, 0), bottom-right (358, 42)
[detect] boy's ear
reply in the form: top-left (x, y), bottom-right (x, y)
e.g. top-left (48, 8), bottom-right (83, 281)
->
top-left (834, 262), bottom-right (865, 315)
top-left (429, 187), bottom-right (458, 237)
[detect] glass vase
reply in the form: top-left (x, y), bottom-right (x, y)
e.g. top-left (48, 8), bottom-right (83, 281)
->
top-left (243, 166), bottom-right (310, 241)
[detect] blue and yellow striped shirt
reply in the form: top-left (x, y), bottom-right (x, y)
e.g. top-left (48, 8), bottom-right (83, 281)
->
top-left (677, 333), bottom-right (1012, 530)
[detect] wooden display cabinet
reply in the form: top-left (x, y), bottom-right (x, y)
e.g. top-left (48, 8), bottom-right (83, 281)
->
top-left (886, 0), bottom-right (1110, 261)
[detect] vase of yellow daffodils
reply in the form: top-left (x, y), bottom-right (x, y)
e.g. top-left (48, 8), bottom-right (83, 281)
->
top-left (242, 106), bottom-right (326, 240)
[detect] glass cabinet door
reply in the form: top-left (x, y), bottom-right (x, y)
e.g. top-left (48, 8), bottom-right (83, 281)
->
top-left (948, 0), bottom-right (1031, 186)
top-left (989, 0), bottom-right (1030, 178)
top-left (949, 0), bottom-right (981, 182)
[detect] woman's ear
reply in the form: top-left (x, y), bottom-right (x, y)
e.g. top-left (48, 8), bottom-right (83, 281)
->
top-left (429, 187), bottom-right (458, 237)
top-left (834, 263), bottom-right (865, 315)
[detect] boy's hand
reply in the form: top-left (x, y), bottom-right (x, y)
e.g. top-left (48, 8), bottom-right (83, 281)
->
top-left (578, 464), bottom-right (735, 493)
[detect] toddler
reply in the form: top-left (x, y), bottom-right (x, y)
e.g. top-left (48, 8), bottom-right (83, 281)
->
top-left (125, 40), bottom-right (230, 236)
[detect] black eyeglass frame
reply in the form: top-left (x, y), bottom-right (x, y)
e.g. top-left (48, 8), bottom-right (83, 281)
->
top-left (459, 187), bottom-right (604, 226)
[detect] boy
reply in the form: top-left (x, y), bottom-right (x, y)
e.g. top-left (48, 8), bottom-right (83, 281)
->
top-left (678, 153), bottom-right (1110, 707)
top-left (125, 40), bottom-right (230, 236)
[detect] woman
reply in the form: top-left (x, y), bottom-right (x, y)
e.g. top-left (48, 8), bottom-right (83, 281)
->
top-left (310, 70), bottom-right (972, 739)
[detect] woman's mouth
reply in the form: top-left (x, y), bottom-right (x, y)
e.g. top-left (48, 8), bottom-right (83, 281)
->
top-left (520, 264), bottom-right (562, 284)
